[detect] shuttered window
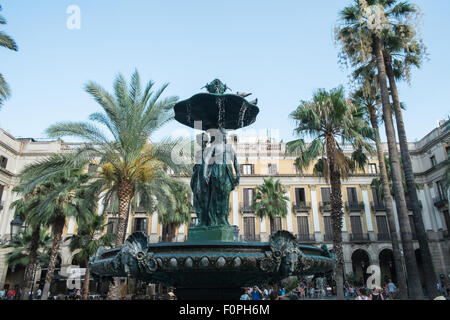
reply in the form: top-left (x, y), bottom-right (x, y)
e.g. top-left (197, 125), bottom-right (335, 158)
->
top-left (409, 216), bottom-right (417, 239)
top-left (350, 215), bottom-right (363, 234)
top-left (243, 217), bottom-right (256, 236)
top-left (347, 187), bottom-right (358, 204)
top-left (376, 216), bottom-right (389, 235)
top-left (270, 217), bottom-right (283, 234)
top-left (372, 188), bottom-right (382, 206)
top-left (323, 216), bottom-right (333, 236)
top-left (0, 184), bottom-right (4, 202)
top-left (297, 216), bottom-right (309, 235)
top-left (241, 164), bottom-right (254, 175)
top-left (321, 188), bottom-right (331, 204)
top-left (107, 218), bottom-right (119, 235)
top-left (0, 156), bottom-right (7, 169)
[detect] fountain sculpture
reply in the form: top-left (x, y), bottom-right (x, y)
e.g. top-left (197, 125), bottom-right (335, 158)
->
top-left (89, 80), bottom-right (335, 299)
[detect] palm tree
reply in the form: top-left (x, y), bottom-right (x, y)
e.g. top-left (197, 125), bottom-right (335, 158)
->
top-left (381, 8), bottom-right (438, 298)
top-left (17, 155), bottom-right (95, 300)
top-left (287, 86), bottom-right (373, 300)
top-left (0, 5), bottom-right (18, 108)
top-left (3, 227), bottom-right (52, 299)
top-left (252, 177), bottom-right (289, 234)
top-left (67, 214), bottom-right (115, 300)
top-left (336, 0), bottom-right (425, 299)
top-left (158, 177), bottom-right (192, 242)
top-left (351, 71), bottom-right (408, 299)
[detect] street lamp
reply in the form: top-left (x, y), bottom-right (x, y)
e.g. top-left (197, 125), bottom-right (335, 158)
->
top-left (10, 216), bottom-right (24, 240)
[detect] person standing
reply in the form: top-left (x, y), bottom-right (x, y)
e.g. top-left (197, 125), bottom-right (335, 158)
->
top-left (371, 287), bottom-right (384, 301)
top-left (344, 280), bottom-right (350, 300)
top-left (355, 288), bottom-right (370, 300)
top-left (387, 279), bottom-right (397, 299)
top-left (240, 288), bottom-right (251, 300)
top-left (250, 286), bottom-right (263, 300)
top-left (0, 287), bottom-right (5, 300)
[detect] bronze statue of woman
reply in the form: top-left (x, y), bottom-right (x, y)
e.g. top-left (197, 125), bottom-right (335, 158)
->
top-left (191, 133), bottom-right (210, 227)
top-left (203, 128), bottom-right (240, 227)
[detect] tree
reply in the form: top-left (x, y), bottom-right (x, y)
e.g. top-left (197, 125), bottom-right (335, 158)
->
top-left (0, 4), bottom-right (18, 108)
top-left (335, 0), bottom-right (425, 299)
top-left (287, 86), bottom-right (373, 300)
top-left (17, 155), bottom-right (96, 300)
top-left (381, 7), bottom-right (438, 298)
top-left (252, 177), bottom-right (289, 233)
top-left (351, 70), bottom-right (408, 299)
top-left (4, 228), bottom-right (52, 293)
top-left (67, 214), bottom-right (115, 300)
top-left (157, 176), bottom-right (192, 242)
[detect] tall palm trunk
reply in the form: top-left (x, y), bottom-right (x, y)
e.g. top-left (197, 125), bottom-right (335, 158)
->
top-left (384, 53), bottom-right (438, 299)
top-left (41, 216), bottom-right (65, 300)
top-left (368, 105), bottom-right (408, 299)
top-left (21, 225), bottom-right (40, 300)
top-left (107, 180), bottom-right (134, 300)
top-left (82, 257), bottom-right (90, 300)
top-left (372, 33), bottom-right (424, 299)
top-left (326, 133), bottom-right (344, 300)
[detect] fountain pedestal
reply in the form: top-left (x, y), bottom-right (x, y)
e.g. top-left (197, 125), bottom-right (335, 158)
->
top-left (187, 226), bottom-right (235, 242)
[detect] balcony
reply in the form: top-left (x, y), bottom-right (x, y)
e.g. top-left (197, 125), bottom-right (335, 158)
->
top-left (377, 233), bottom-right (391, 241)
top-left (350, 233), bottom-right (370, 242)
top-left (132, 206), bottom-right (148, 213)
top-left (240, 202), bottom-right (255, 213)
top-left (345, 201), bottom-right (365, 212)
top-left (297, 234), bottom-right (315, 243)
top-left (239, 235), bottom-right (261, 242)
top-left (433, 196), bottom-right (448, 209)
top-left (293, 202), bottom-right (311, 212)
top-left (372, 202), bottom-right (386, 212)
top-left (319, 202), bottom-right (332, 212)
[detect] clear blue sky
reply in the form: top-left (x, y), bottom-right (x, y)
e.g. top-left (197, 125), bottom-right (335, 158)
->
top-left (0, 0), bottom-right (449, 143)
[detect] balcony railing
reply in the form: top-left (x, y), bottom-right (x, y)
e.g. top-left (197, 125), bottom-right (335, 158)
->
top-left (240, 202), bottom-right (255, 213)
top-left (433, 196), bottom-right (448, 209)
top-left (319, 202), bottom-right (332, 212)
top-left (239, 235), bottom-right (261, 242)
top-left (377, 233), bottom-right (391, 241)
top-left (132, 206), bottom-right (147, 213)
top-left (372, 202), bottom-right (386, 212)
top-left (350, 233), bottom-right (370, 242)
top-left (345, 202), bottom-right (365, 212)
top-left (293, 202), bottom-right (311, 212)
top-left (297, 234), bottom-right (315, 243)
top-left (323, 234), bottom-right (333, 242)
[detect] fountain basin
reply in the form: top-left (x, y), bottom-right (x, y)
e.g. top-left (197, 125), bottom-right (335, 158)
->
top-left (89, 231), bottom-right (335, 299)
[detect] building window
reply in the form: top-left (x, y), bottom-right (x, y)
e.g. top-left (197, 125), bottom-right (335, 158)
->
top-left (270, 217), bottom-right (283, 234)
top-left (371, 188), bottom-right (382, 206)
top-left (0, 156), bottom-right (7, 169)
top-left (189, 217), bottom-right (198, 228)
top-left (132, 217), bottom-right (148, 234)
top-left (350, 215), bottom-right (363, 235)
top-left (241, 164), bottom-right (254, 175)
top-left (437, 180), bottom-right (446, 200)
top-left (376, 215), bottom-right (390, 240)
top-left (0, 184), bottom-right (4, 208)
top-left (294, 188), bottom-right (306, 205)
top-left (297, 216), bottom-right (310, 236)
top-left (268, 163), bottom-right (278, 175)
top-left (321, 187), bottom-right (331, 206)
top-left (243, 217), bottom-right (256, 238)
top-left (368, 163), bottom-right (377, 174)
top-left (347, 187), bottom-right (358, 205)
top-left (243, 188), bottom-right (255, 210)
top-left (446, 146), bottom-right (450, 159)
top-left (323, 216), bottom-right (333, 240)
top-left (430, 155), bottom-right (437, 167)
top-left (106, 218), bottom-right (119, 235)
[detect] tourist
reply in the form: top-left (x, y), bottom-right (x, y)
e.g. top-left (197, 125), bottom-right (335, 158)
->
top-left (250, 286), bottom-right (263, 300)
top-left (0, 287), bottom-right (5, 300)
top-left (310, 287), bottom-right (315, 298)
top-left (240, 288), bottom-right (251, 300)
top-left (371, 287), bottom-right (384, 301)
top-left (344, 280), bottom-right (350, 300)
top-left (263, 287), bottom-right (269, 298)
top-left (355, 288), bottom-right (370, 300)
top-left (269, 287), bottom-right (279, 300)
top-left (36, 288), bottom-right (42, 300)
top-left (7, 287), bottom-right (15, 300)
top-left (387, 279), bottom-right (397, 299)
